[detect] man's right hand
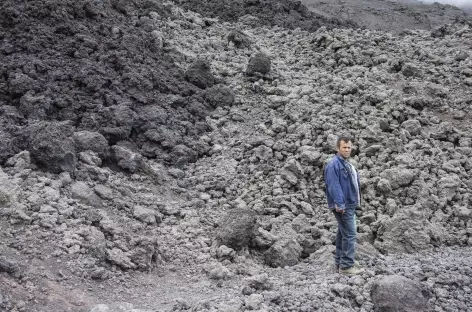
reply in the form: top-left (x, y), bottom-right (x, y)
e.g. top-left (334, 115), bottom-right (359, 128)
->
top-left (335, 206), bottom-right (344, 214)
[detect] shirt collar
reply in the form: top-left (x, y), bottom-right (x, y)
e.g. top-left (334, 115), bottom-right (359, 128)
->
top-left (336, 154), bottom-right (349, 163)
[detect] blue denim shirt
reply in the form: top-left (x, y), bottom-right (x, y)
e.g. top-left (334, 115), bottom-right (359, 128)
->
top-left (324, 154), bottom-right (360, 210)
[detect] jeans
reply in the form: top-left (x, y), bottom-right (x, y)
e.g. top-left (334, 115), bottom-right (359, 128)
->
top-left (332, 207), bottom-right (357, 269)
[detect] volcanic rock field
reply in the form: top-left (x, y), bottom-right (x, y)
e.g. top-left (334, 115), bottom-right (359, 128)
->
top-left (0, 0), bottom-right (472, 311)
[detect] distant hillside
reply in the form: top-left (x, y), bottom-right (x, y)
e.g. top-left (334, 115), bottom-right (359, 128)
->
top-left (301, 0), bottom-right (471, 33)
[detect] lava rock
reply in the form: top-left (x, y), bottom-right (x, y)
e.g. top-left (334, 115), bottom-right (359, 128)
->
top-left (218, 209), bottom-right (257, 250)
top-left (133, 205), bottom-right (159, 224)
top-left (70, 181), bottom-right (101, 207)
top-left (227, 29), bottom-right (251, 48)
top-left (380, 168), bottom-right (416, 190)
top-left (5, 151), bottom-right (31, 170)
top-left (402, 119), bottom-right (421, 136)
top-left (170, 144), bottom-right (198, 167)
top-left (73, 131), bottom-right (109, 159)
top-left (0, 130), bottom-right (16, 163)
top-left (264, 238), bottom-right (302, 267)
top-left (0, 256), bottom-right (19, 274)
top-left (371, 275), bottom-right (431, 312)
top-left (185, 59), bottom-right (215, 89)
top-left (246, 52), bottom-right (271, 75)
top-left (25, 121), bottom-right (77, 174)
top-left (280, 158), bottom-right (304, 185)
top-left (205, 84), bottom-right (235, 108)
top-left (111, 145), bottom-right (144, 173)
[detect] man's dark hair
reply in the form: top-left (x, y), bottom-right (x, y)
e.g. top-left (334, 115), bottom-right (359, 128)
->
top-left (336, 136), bottom-right (353, 148)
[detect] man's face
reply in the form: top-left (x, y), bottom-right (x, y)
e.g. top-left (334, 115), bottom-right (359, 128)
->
top-left (337, 140), bottom-right (352, 159)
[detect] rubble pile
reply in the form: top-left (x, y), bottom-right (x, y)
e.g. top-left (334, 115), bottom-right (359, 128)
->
top-left (0, 0), bottom-right (471, 311)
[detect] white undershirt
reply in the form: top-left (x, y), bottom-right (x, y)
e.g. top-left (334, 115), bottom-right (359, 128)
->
top-left (349, 163), bottom-right (360, 204)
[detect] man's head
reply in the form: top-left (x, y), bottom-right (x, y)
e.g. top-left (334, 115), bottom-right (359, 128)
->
top-left (336, 136), bottom-right (353, 159)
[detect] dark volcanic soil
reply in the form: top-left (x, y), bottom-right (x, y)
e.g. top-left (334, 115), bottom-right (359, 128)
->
top-left (0, 0), bottom-right (212, 169)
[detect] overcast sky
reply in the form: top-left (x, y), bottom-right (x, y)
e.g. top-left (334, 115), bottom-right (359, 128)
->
top-left (421, 0), bottom-right (472, 7)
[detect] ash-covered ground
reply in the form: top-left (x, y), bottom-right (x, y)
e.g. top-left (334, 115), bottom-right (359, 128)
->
top-left (0, 0), bottom-right (472, 311)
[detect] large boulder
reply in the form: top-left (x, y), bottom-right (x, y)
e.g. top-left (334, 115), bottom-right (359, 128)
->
top-left (205, 84), bottom-right (235, 108)
top-left (264, 238), bottom-right (302, 268)
top-left (218, 209), bottom-right (257, 250)
top-left (246, 52), bottom-right (271, 75)
top-left (24, 121), bottom-right (77, 173)
top-left (380, 168), bottom-right (417, 190)
top-left (73, 131), bottom-right (109, 159)
top-left (185, 59), bottom-right (215, 89)
top-left (371, 275), bottom-right (430, 312)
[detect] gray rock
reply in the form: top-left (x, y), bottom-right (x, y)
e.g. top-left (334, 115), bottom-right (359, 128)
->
top-left (271, 118), bottom-right (287, 133)
top-left (246, 52), bottom-right (271, 75)
top-left (5, 151), bottom-right (31, 169)
top-left (111, 145), bottom-right (143, 173)
top-left (73, 131), bottom-right (109, 158)
top-left (84, 227), bottom-right (107, 260)
top-left (89, 304), bottom-right (110, 312)
top-left (454, 206), bottom-right (471, 220)
top-left (170, 144), bottom-right (198, 167)
top-left (133, 205), bottom-right (158, 224)
top-left (70, 181), bottom-right (101, 206)
top-left (280, 158), bottom-right (304, 185)
top-left (264, 238), bottom-right (302, 267)
top-left (371, 275), bottom-right (430, 312)
top-left (299, 146), bottom-right (321, 164)
top-left (205, 84), bottom-right (235, 108)
top-left (380, 168), bottom-right (416, 190)
top-left (94, 185), bottom-right (114, 200)
top-left (377, 178), bottom-right (392, 194)
top-left (253, 145), bottom-right (273, 161)
top-left (245, 294), bottom-right (264, 310)
top-left (402, 120), bottom-right (421, 136)
top-left (246, 273), bottom-right (272, 290)
top-left (168, 168), bottom-right (185, 179)
top-left (208, 265), bottom-right (229, 280)
top-left (106, 248), bottom-right (136, 269)
top-left (291, 214), bottom-right (311, 233)
top-left (401, 63), bottom-right (421, 77)
top-left (0, 256), bottom-right (19, 274)
top-left (216, 245), bottom-right (236, 259)
top-left (25, 121), bottom-right (76, 173)
top-left (227, 29), bottom-right (251, 48)
top-left (363, 145), bottom-right (383, 157)
top-left (185, 59), bottom-right (215, 89)
top-left (267, 95), bottom-right (289, 108)
top-left (0, 129), bottom-right (16, 163)
top-left (437, 174), bottom-right (461, 201)
top-left (299, 202), bottom-right (314, 215)
top-left (218, 209), bottom-right (257, 250)
top-left (79, 151), bottom-right (102, 166)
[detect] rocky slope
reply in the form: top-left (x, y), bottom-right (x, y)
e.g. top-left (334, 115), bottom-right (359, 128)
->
top-left (301, 0), bottom-right (471, 34)
top-left (0, 0), bottom-right (472, 311)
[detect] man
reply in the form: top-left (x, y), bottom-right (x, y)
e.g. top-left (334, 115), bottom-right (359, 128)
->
top-left (324, 136), bottom-right (364, 275)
